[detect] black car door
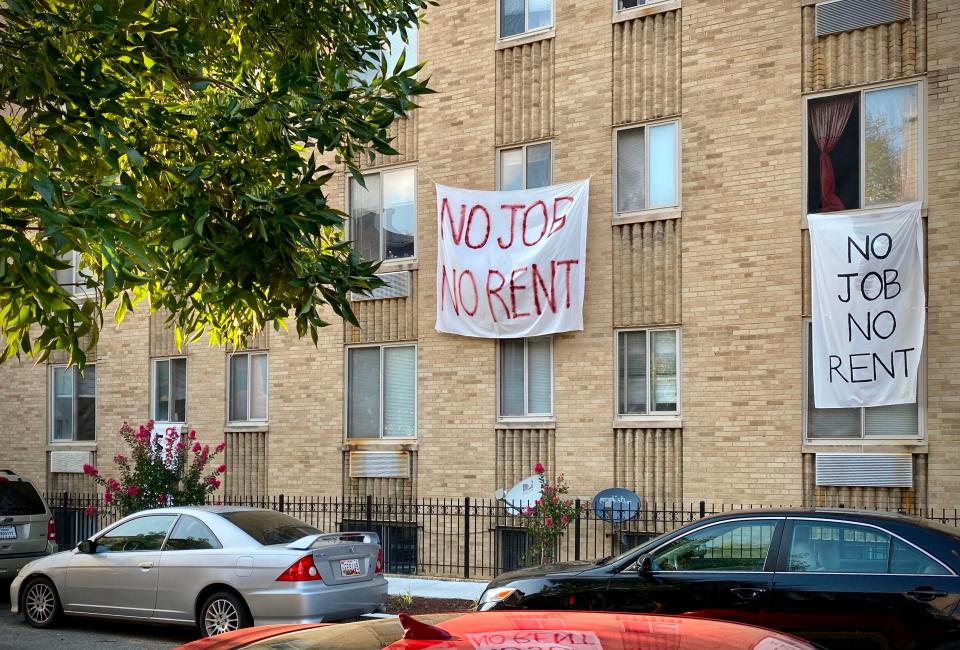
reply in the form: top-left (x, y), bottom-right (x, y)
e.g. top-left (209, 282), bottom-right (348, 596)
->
top-left (604, 517), bottom-right (784, 628)
top-left (766, 517), bottom-right (960, 650)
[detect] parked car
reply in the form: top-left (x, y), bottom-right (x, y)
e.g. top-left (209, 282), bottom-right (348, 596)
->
top-left (0, 469), bottom-right (56, 580)
top-left (9, 505), bottom-right (386, 637)
top-left (478, 509), bottom-right (960, 650)
top-left (174, 610), bottom-right (817, 649)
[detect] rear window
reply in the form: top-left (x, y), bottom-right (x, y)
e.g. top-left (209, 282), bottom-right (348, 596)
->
top-left (220, 510), bottom-right (321, 545)
top-left (0, 481), bottom-right (46, 516)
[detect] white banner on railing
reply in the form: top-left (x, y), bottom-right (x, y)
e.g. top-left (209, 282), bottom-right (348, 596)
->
top-left (435, 180), bottom-right (589, 338)
top-left (809, 202), bottom-right (924, 408)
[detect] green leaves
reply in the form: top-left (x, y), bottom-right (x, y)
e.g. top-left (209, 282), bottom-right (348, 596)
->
top-left (0, 0), bottom-right (431, 367)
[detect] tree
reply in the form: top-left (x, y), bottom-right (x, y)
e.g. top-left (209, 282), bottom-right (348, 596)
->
top-left (0, 0), bottom-right (432, 367)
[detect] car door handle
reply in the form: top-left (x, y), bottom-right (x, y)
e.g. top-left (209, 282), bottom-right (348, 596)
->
top-left (138, 561), bottom-right (154, 570)
top-left (730, 587), bottom-right (766, 600)
top-left (906, 588), bottom-right (947, 601)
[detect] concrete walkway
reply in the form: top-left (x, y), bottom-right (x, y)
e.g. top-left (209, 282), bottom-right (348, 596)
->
top-left (386, 575), bottom-right (487, 601)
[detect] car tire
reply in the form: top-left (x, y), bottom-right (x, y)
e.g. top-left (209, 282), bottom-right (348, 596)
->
top-left (199, 590), bottom-right (252, 637)
top-left (20, 577), bottom-right (63, 629)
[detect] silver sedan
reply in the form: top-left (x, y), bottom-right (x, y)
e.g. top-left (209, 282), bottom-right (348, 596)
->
top-left (9, 506), bottom-right (387, 637)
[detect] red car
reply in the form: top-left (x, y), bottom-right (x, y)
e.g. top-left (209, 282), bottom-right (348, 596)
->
top-left (176, 611), bottom-right (816, 650)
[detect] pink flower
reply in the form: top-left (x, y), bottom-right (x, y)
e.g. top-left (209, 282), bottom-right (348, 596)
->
top-left (125, 485), bottom-right (141, 497)
top-left (215, 442), bottom-right (226, 453)
top-left (84, 505), bottom-right (97, 517)
top-left (535, 499), bottom-right (541, 506)
top-left (552, 495), bottom-right (559, 504)
top-left (114, 454), bottom-right (127, 465)
top-left (523, 507), bottom-right (534, 515)
top-left (146, 419), bottom-right (155, 429)
top-left (533, 463), bottom-right (545, 475)
top-left (545, 516), bottom-right (553, 527)
top-left (205, 477), bottom-right (221, 489)
top-left (104, 491), bottom-right (113, 504)
top-left (107, 479), bottom-right (120, 492)
top-left (560, 515), bottom-right (568, 525)
top-left (82, 464), bottom-right (98, 477)
top-left (217, 464), bottom-right (227, 474)
top-left (192, 443), bottom-right (202, 453)
top-left (176, 442), bottom-right (185, 450)
top-left (188, 430), bottom-right (197, 440)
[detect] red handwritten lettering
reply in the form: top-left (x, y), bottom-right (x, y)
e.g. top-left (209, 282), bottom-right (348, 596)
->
top-left (549, 195), bottom-right (574, 237)
top-left (440, 197), bottom-right (467, 245)
top-left (439, 264), bottom-right (459, 315)
top-left (556, 259), bottom-right (579, 308)
top-left (465, 204), bottom-right (491, 249)
top-left (522, 200), bottom-right (549, 247)
top-left (486, 270), bottom-right (510, 323)
top-left (498, 204), bottom-right (525, 249)
top-left (531, 261), bottom-right (558, 315)
top-left (457, 269), bottom-right (479, 316)
top-left (509, 266), bottom-right (530, 318)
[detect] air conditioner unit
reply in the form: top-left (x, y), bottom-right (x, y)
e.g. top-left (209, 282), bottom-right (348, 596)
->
top-left (349, 451), bottom-right (411, 479)
top-left (350, 271), bottom-right (411, 302)
top-left (815, 0), bottom-right (912, 37)
top-left (50, 451), bottom-right (95, 474)
top-left (815, 453), bottom-right (913, 488)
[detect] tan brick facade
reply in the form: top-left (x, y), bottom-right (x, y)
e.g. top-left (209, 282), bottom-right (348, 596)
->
top-left (1, 0), bottom-right (958, 518)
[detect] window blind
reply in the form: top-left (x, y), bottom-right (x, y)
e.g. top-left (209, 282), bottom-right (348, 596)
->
top-left (250, 354), bottom-right (268, 420)
top-left (527, 337), bottom-right (552, 415)
top-left (229, 355), bottom-right (248, 422)
top-left (348, 348), bottom-right (381, 438)
top-left (617, 128), bottom-right (645, 212)
top-left (383, 346), bottom-right (416, 437)
top-left (499, 339), bottom-right (525, 417)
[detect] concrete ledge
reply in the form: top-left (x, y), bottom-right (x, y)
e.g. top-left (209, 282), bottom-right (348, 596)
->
top-left (386, 575), bottom-right (487, 601)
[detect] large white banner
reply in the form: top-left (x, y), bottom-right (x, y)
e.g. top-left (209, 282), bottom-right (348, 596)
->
top-left (809, 202), bottom-right (924, 408)
top-left (435, 180), bottom-right (589, 338)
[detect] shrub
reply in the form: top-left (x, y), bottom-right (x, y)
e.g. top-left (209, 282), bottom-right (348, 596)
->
top-left (521, 463), bottom-right (580, 565)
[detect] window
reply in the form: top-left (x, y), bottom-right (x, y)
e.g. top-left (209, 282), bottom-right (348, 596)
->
top-left (499, 528), bottom-right (532, 572)
top-left (890, 538), bottom-right (949, 575)
top-left (348, 167), bottom-right (416, 262)
top-left (500, 0), bottom-right (552, 39)
top-left (616, 0), bottom-right (667, 10)
top-left (651, 520), bottom-right (778, 572)
top-left (219, 510), bottom-right (320, 545)
top-left (499, 337), bottom-right (552, 418)
top-left (343, 521), bottom-right (417, 574)
top-left (787, 521), bottom-right (889, 573)
top-left (617, 329), bottom-right (679, 416)
top-left (163, 515), bottom-right (222, 551)
top-left (498, 142), bottom-right (552, 191)
top-left (357, 25), bottom-right (419, 84)
top-left (152, 358), bottom-right (186, 423)
top-left (54, 251), bottom-right (92, 297)
top-left (807, 82), bottom-right (920, 213)
top-left (347, 344), bottom-right (416, 438)
top-left (615, 121), bottom-right (679, 214)
top-left (95, 515), bottom-right (178, 553)
top-left (804, 322), bottom-right (921, 440)
top-left (228, 352), bottom-right (268, 424)
top-left (50, 365), bottom-right (96, 442)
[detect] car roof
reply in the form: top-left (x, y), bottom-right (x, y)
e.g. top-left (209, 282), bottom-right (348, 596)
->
top-left (130, 505), bottom-right (279, 516)
top-left (699, 507), bottom-right (928, 525)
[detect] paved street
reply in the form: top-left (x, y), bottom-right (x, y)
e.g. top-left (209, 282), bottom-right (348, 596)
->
top-left (0, 580), bottom-right (198, 650)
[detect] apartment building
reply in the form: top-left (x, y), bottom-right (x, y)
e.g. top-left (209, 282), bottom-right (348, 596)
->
top-left (1, 0), bottom-right (958, 520)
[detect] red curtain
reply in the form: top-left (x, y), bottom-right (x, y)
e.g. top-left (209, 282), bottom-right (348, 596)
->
top-left (810, 96), bottom-right (856, 212)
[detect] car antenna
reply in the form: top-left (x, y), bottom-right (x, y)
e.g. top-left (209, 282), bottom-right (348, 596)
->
top-left (398, 613), bottom-right (453, 640)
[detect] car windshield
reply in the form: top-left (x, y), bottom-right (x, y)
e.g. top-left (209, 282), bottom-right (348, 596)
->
top-left (220, 510), bottom-right (321, 545)
top-left (0, 481), bottom-right (46, 516)
top-left (596, 528), bottom-right (673, 566)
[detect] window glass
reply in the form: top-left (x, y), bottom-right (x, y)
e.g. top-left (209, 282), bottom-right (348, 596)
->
top-left (617, 128), bottom-right (645, 213)
top-left (383, 346), bottom-right (416, 437)
top-left (76, 366), bottom-right (96, 441)
top-left (164, 515), bottom-right (222, 551)
top-left (384, 26), bottom-right (418, 74)
top-left (96, 515), bottom-right (177, 553)
top-left (499, 339), bottom-right (525, 417)
top-left (890, 539), bottom-right (948, 575)
top-left (618, 331), bottom-right (647, 414)
top-left (155, 359), bottom-right (170, 422)
top-left (652, 520), bottom-right (777, 572)
top-left (651, 330), bottom-right (678, 412)
top-left (527, 0), bottom-right (551, 31)
top-left (787, 522), bottom-right (889, 573)
top-left (171, 358), bottom-right (187, 422)
top-left (0, 482), bottom-right (46, 516)
top-left (350, 175), bottom-right (381, 262)
top-left (500, 148), bottom-right (524, 191)
top-left (229, 354), bottom-right (249, 422)
top-left (250, 354), bottom-right (268, 420)
top-left (525, 143), bottom-right (551, 189)
top-left (500, 0), bottom-right (524, 38)
top-left (807, 92), bottom-right (860, 213)
top-left (348, 347), bottom-right (381, 438)
top-left (383, 168), bottom-right (416, 260)
top-left (526, 336), bottom-right (552, 415)
top-left (864, 85), bottom-right (918, 207)
top-left (52, 367), bottom-right (74, 441)
top-left (648, 122), bottom-right (678, 208)
top-left (220, 510), bottom-right (320, 546)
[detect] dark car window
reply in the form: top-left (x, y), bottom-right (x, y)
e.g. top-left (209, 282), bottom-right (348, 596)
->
top-left (0, 481), bottom-right (46, 516)
top-left (787, 521), bottom-right (889, 573)
top-left (164, 515), bottom-right (222, 551)
top-left (95, 515), bottom-right (178, 552)
top-left (220, 510), bottom-right (321, 545)
top-left (890, 538), bottom-right (949, 575)
top-left (651, 520), bottom-right (778, 572)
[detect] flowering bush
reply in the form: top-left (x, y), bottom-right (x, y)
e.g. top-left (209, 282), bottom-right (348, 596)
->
top-left (521, 463), bottom-right (580, 566)
top-left (83, 420), bottom-right (226, 516)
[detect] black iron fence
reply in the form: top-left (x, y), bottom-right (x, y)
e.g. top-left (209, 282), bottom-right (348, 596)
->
top-left (46, 492), bottom-right (960, 580)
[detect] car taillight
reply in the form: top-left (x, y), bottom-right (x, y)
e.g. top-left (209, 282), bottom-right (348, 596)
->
top-left (47, 517), bottom-right (56, 541)
top-left (276, 554), bottom-right (323, 582)
top-left (375, 548), bottom-right (383, 574)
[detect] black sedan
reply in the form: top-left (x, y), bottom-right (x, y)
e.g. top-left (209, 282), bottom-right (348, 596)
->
top-left (478, 509), bottom-right (960, 650)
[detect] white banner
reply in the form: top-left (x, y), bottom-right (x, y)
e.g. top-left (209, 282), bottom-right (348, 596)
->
top-left (435, 180), bottom-right (589, 338)
top-left (809, 202), bottom-right (924, 408)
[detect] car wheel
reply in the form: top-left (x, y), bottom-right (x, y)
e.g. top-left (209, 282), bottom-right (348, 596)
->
top-left (21, 577), bottom-right (62, 629)
top-left (199, 591), bottom-right (251, 637)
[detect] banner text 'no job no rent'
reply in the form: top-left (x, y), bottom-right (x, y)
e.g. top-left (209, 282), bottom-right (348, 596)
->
top-left (435, 180), bottom-right (589, 338)
top-left (809, 202), bottom-right (925, 408)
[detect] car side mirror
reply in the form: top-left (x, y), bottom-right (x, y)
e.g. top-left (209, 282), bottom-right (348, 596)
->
top-left (77, 539), bottom-right (96, 554)
top-left (638, 554), bottom-right (653, 574)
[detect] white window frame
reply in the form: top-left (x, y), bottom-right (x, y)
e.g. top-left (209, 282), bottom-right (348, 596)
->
top-left (344, 342), bottom-right (418, 440)
top-left (613, 119), bottom-right (681, 218)
top-left (48, 364), bottom-right (96, 443)
top-left (496, 337), bottom-right (555, 421)
top-left (497, 0), bottom-right (555, 41)
top-left (345, 164), bottom-right (418, 265)
top-left (802, 319), bottom-right (926, 444)
top-left (614, 0), bottom-right (674, 15)
top-left (227, 351), bottom-right (269, 425)
top-left (496, 140), bottom-right (553, 191)
top-left (151, 357), bottom-right (188, 424)
top-left (802, 78), bottom-right (926, 220)
top-left (56, 251), bottom-right (95, 298)
top-left (614, 327), bottom-right (681, 419)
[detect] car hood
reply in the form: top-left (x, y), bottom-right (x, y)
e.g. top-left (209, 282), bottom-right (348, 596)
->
top-left (487, 560), bottom-right (596, 585)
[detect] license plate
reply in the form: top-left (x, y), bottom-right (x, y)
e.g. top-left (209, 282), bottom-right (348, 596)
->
top-left (340, 558), bottom-right (361, 577)
top-left (0, 526), bottom-right (16, 540)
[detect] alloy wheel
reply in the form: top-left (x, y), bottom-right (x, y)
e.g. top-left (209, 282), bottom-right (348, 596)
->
top-left (25, 582), bottom-right (56, 625)
top-left (204, 598), bottom-right (240, 636)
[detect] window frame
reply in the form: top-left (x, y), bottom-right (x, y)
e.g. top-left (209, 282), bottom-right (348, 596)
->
top-left (496, 140), bottom-right (554, 191)
top-left (344, 342), bottom-right (418, 441)
top-left (55, 250), bottom-right (96, 298)
top-left (227, 351), bottom-right (269, 425)
top-left (614, 327), bottom-right (681, 420)
top-left (497, 0), bottom-right (555, 41)
top-left (802, 319), bottom-right (926, 443)
top-left (161, 514), bottom-right (223, 551)
top-left (614, 0), bottom-right (673, 13)
top-left (48, 364), bottom-right (96, 443)
top-left (496, 336), bottom-right (555, 421)
top-left (345, 164), bottom-right (418, 266)
top-left (802, 78), bottom-right (926, 220)
top-left (151, 357), bottom-right (188, 424)
top-left (613, 118), bottom-right (681, 218)
top-left (93, 514), bottom-right (178, 553)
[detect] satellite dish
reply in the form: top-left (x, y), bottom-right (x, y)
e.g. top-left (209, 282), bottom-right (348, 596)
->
top-left (592, 488), bottom-right (641, 523)
top-left (501, 475), bottom-right (542, 515)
